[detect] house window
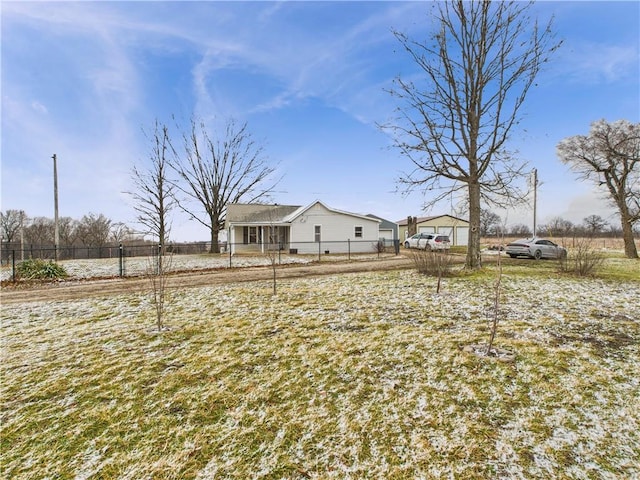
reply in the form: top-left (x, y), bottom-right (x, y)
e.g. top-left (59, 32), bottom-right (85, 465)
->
top-left (314, 225), bottom-right (321, 242)
top-left (267, 226), bottom-right (282, 246)
top-left (354, 226), bottom-right (363, 238)
top-left (242, 226), bottom-right (261, 244)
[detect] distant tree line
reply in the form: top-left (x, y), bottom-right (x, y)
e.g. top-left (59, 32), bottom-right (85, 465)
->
top-left (480, 209), bottom-right (638, 239)
top-left (0, 209), bottom-right (138, 248)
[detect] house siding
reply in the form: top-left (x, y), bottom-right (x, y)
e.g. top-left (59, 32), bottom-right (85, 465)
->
top-left (289, 203), bottom-right (379, 254)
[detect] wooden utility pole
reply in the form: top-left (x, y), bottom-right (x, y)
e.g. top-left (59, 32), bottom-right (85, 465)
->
top-left (53, 154), bottom-right (59, 260)
top-left (20, 211), bottom-right (25, 261)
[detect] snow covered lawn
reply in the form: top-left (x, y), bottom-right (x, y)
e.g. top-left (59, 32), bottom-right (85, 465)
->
top-left (2, 267), bottom-right (639, 479)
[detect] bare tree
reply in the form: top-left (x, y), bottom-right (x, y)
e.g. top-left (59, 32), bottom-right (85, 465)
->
top-left (170, 118), bottom-right (279, 253)
top-left (110, 222), bottom-right (133, 244)
top-left (129, 120), bottom-right (177, 246)
top-left (128, 121), bottom-right (179, 333)
top-left (384, 0), bottom-right (560, 269)
top-left (76, 213), bottom-right (112, 247)
top-left (509, 223), bottom-right (532, 236)
top-left (58, 217), bottom-right (78, 246)
top-left (582, 214), bottom-right (608, 236)
top-left (540, 216), bottom-right (573, 238)
top-left (486, 226), bottom-right (505, 356)
top-left (480, 210), bottom-right (501, 237)
top-left (0, 210), bottom-right (26, 242)
top-left (262, 208), bottom-right (288, 296)
top-left (24, 217), bottom-right (54, 245)
top-left (146, 247), bottom-right (173, 332)
top-left (557, 119), bottom-right (639, 258)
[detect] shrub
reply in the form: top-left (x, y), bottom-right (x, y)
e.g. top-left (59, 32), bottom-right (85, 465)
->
top-left (373, 240), bottom-right (386, 254)
top-left (411, 250), bottom-right (455, 277)
top-left (16, 258), bottom-right (68, 280)
top-left (558, 239), bottom-right (605, 277)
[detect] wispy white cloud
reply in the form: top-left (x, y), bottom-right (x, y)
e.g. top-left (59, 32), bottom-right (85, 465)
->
top-left (1, 1), bottom-right (637, 237)
top-left (30, 101), bottom-right (48, 115)
top-left (556, 42), bottom-right (639, 85)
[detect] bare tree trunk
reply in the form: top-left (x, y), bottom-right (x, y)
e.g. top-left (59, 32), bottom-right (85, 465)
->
top-left (621, 214), bottom-right (639, 259)
top-left (210, 228), bottom-right (220, 254)
top-left (466, 181), bottom-right (482, 269)
top-left (148, 251), bottom-right (172, 332)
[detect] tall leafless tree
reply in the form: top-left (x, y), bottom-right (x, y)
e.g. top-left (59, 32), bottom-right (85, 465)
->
top-left (171, 118), bottom-right (279, 253)
top-left (110, 222), bottom-right (133, 244)
top-left (24, 217), bottom-right (54, 245)
top-left (384, 0), bottom-right (560, 269)
top-left (0, 209), bottom-right (26, 242)
top-left (582, 214), bottom-right (608, 236)
top-left (129, 120), bottom-right (177, 246)
top-left (509, 223), bottom-right (532, 236)
top-left (480, 209), bottom-right (501, 237)
top-left (58, 217), bottom-right (77, 245)
top-left (540, 216), bottom-right (574, 237)
top-left (557, 119), bottom-right (639, 259)
top-left (76, 213), bottom-right (112, 247)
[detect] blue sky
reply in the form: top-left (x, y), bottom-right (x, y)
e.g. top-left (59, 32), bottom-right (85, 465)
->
top-left (2, 1), bottom-right (639, 242)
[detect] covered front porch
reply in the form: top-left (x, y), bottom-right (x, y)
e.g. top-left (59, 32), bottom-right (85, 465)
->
top-left (228, 224), bottom-right (291, 255)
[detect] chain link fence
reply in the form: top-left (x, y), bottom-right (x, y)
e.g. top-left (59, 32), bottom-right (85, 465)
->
top-left (1, 239), bottom-right (401, 282)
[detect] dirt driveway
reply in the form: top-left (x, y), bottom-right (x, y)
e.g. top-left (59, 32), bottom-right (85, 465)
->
top-left (0, 256), bottom-right (416, 304)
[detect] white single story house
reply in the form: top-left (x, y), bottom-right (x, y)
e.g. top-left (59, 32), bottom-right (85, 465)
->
top-left (397, 214), bottom-right (470, 246)
top-left (225, 200), bottom-right (382, 254)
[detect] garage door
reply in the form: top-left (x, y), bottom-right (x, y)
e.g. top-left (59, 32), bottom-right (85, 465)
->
top-left (379, 229), bottom-right (394, 246)
top-left (456, 227), bottom-right (469, 246)
top-left (437, 226), bottom-right (454, 239)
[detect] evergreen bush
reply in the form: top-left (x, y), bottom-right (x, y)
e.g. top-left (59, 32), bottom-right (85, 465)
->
top-left (17, 259), bottom-right (68, 280)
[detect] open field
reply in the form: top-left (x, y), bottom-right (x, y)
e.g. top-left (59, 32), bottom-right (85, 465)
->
top-left (1, 257), bottom-right (639, 479)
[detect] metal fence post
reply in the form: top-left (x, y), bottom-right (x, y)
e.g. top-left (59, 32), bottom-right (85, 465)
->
top-left (11, 250), bottom-right (16, 282)
top-left (348, 239), bottom-right (351, 260)
top-left (318, 241), bottom-right (321, 261)
top-left (119, 243), bottom-right (124, 278)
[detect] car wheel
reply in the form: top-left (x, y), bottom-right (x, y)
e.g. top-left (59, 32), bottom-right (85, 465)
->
top-left (404, 242), bottom-right (410, 248)
top-left (425, 244), bottom-right (432, 251)
top-left (508, 254), bottom-right (517, 258)
top-left (533, 249), bottom-right (542, 260)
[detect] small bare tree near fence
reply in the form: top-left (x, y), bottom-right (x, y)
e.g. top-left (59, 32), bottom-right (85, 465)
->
top-left (146, 247), bottom-right (173, 332)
